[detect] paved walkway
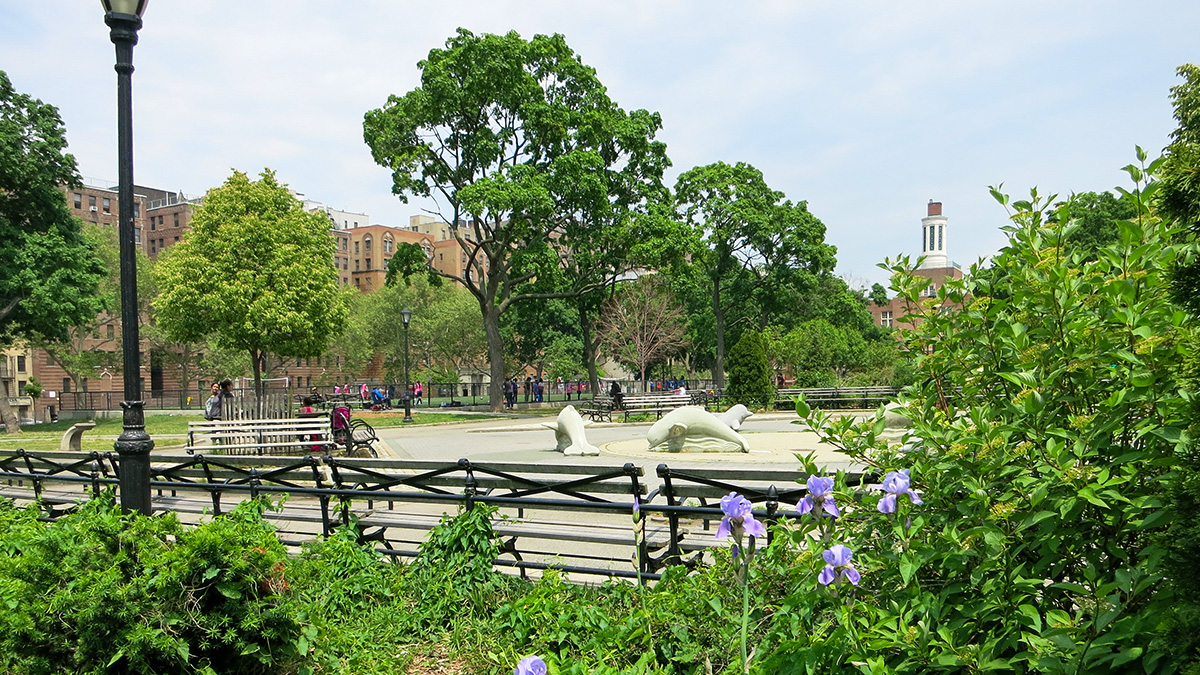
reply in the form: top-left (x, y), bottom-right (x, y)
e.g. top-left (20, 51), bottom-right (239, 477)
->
top-left (374, 409), bottom-right (869, 476)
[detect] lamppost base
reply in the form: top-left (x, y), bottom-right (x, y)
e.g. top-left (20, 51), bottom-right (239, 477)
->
top-left (403, 399), bottom-right (414, 424)
top-left (113, 399), bottom-right (154, 515)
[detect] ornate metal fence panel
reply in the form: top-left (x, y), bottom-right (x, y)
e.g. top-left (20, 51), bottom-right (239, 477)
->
top-left (0, 450), bottom-right (878, 583)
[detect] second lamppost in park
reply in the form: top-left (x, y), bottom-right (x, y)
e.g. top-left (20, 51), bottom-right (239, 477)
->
top-left (103, 0), bottom-right (154, 515)
top-left (401, 308), bottom-right (414, 423)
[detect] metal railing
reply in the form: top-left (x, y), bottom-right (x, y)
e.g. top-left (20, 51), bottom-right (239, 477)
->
top-left (0, 449), bottom-right (876, 582)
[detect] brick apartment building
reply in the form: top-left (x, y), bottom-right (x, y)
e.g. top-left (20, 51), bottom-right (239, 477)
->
top-left (22, 180), bottom-right (483, 419)
top-left (869, 201), bottom-right (965, 331)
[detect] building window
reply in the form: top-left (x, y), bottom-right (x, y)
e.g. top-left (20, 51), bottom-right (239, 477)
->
top-left (174, 236), bottom-right (179, 242)
top-left (929, 227), bottom-right (935, 252)
top-left (133, 203), bottom-right (140, 218)
top-left (364, 237), bottom-right (372, 253)
top-left (384, 237), bottom-right (392, 253)
top-left (174, 213), bottom-right (180, 227)
top-left (74, 193), bottom-right (82, 209)
top-left (342, 277), bottom-right (348, 285)
top-left (150, 218), bottom-right (156, 231)
top-left (354, 278), bottom-right (360, 288)
top-left (89, 195), bottom-right (96, 209)
top-left (354, 259), bottom-right (360, 271)
top-left (81, 377), bottom-right (89, 392)
top-left (365, 258), bottom-right (371, 270)
top-left (17, 355), bottom-right (25, 372)
top-left (354, 241), bottom-right (360, 254)
top-left (107, 324), bottom-right (115, 339)
top-left (341, 239), bottom-right (347, 251)
top-left (937, 224), bottom-right (943, 250)
top-left (881, 311), bottom-right (893, 328)
top-left (62, 378), bottom-right (71, 393)
top-left (103, 197), bottom-right (111, 214)
top-left (135, 228), bottom-right (141, 243)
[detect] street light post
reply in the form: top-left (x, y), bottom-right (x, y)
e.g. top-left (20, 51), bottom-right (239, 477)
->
top-left (401, 308), bottom-right (413, 423)
top-left (103, 0), bottom-right (153, 515)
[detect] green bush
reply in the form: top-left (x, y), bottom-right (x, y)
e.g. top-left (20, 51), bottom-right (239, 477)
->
top-left (725, 329), bottom-right (773, 408)
top-left (0, 494), bottom-right (302, 675)
top-left (790, 177), bottom-right (1186, 673)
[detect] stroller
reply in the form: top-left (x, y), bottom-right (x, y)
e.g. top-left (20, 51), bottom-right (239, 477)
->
top-left (331, 405), bottom-right (378, 457)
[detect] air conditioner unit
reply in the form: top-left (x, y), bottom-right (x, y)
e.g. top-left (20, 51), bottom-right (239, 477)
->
top-left (89, 206), bottom-right (98, 212)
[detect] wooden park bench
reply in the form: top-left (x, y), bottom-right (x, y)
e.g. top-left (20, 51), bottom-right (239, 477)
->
top-left (186, 417), bottom-right (337, 456)
top-left (579, 394), bottom-right (615, 422)
top-left (617, 393), bottom-right (695, 421)
top-left (774, 386), bottom-right (897, 410)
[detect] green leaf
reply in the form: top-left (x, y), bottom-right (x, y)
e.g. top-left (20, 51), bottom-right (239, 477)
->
top-left (216, 581), bottom-right (242, 599)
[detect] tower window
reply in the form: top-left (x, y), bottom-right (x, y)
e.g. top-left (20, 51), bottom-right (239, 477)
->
top-left (938, 224), bottom-right (943, 251)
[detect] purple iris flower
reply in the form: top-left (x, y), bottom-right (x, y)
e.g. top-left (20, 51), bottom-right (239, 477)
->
top-left (797, 475), bottom-right (840, 517)
top-left (817, 544), bottom-right (861, 586)
top-left (877, 469), bottom-right (924, 514)
top-left (514, 655), bottom-right (547, 675)
top-left (715, 492), bottom-right (767, 540)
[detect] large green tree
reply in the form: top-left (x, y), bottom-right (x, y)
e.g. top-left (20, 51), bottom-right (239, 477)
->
top-left (152, 170), bottom-right (348, 406)
top-left (0, 71), bottom-right (105, 431)
top-left (365, 29), bottom-right (669, 411)
top-left (673, 161), bottom-right (836, 389)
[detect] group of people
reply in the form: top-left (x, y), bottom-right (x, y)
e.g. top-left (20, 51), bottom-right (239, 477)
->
top-left (502, 376), bottom-right (591, 408)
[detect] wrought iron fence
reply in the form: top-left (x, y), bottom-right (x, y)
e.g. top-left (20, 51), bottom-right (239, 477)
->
top-left (0, 449), bottom-right (876, 582)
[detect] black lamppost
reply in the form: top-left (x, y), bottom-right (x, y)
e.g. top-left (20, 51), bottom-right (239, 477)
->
top-left (103, 0), bottom-right (153, 515)
top-left (401, 308), bottom-right (413, 423)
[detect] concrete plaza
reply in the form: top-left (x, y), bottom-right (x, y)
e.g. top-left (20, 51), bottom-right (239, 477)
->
top-left (373, 409), bottom-right (869, 476)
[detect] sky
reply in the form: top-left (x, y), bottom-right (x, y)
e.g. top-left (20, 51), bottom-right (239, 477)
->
top-left (3, 0), bottom-right (1198, 288)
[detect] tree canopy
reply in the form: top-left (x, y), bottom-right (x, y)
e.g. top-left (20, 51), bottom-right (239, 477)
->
top-left (152, 170), bottom-right (348, 400)
top-left (672, 161), bottom-right (836, 388)
top-left (0, 70), bottom-right (105, 431)
top-left (365, 28), bottom-right (669, 411)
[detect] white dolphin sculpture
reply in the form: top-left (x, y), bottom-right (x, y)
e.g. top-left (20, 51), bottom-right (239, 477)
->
top-left (647, 406), bottom-right (750, 453)
top-left (541, 405), bottom-right (600, 456)
top-left (714, 404), bottom-right (753, 431)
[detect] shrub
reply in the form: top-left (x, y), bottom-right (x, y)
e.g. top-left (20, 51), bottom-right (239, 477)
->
top-left (0, 494), bottom-right (302, 675)
top-left (725, 329), bottom-right (773, 408)
top-left (789, 176), bottom-right (1186, 672)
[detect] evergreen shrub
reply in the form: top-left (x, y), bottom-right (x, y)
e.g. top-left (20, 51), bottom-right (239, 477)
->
top-left (725, 330), bottom-right (773, 408)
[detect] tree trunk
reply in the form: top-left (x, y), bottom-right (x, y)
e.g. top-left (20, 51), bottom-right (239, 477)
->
top-left (251, 348), bottom-right (263, 418)
top-left (0, 394), bottom-right (21, 433)
top-left (713, 279), bottom-right (726, 390)
top-left (484, 305), bottom-right (506, 413)
top-left (580, 301), bottom-right (601, 399)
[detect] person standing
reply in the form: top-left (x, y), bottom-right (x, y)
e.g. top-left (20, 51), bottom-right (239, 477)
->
top-left (414, 382), bottom-right (423, 406)
top-left (204, 382), bottom-right (222, 421)
top-left (524, 376), bottom-right (532, 403)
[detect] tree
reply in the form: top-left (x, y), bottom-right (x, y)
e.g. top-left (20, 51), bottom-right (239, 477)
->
top-left (597, 276), bottom-right (688, 387)
top-left (673, 161), bottom-right (836, 389)
top-left (365, 29), bottom-right (669, 412)
top-left (1156, 63), bottom-right (1200, 669)
top-left (868, 283), bottom-right (889, 306)
top-left (724, 329), bottom-right (773, 408)
top-left (1058, 190), bottom-right (1138, 258)
top-left (152, 170), bottom-right (348, 407)
top-left (0, 71), bottom-right (106, 431)
top-left (32, 223), bottom-right (123, 397)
